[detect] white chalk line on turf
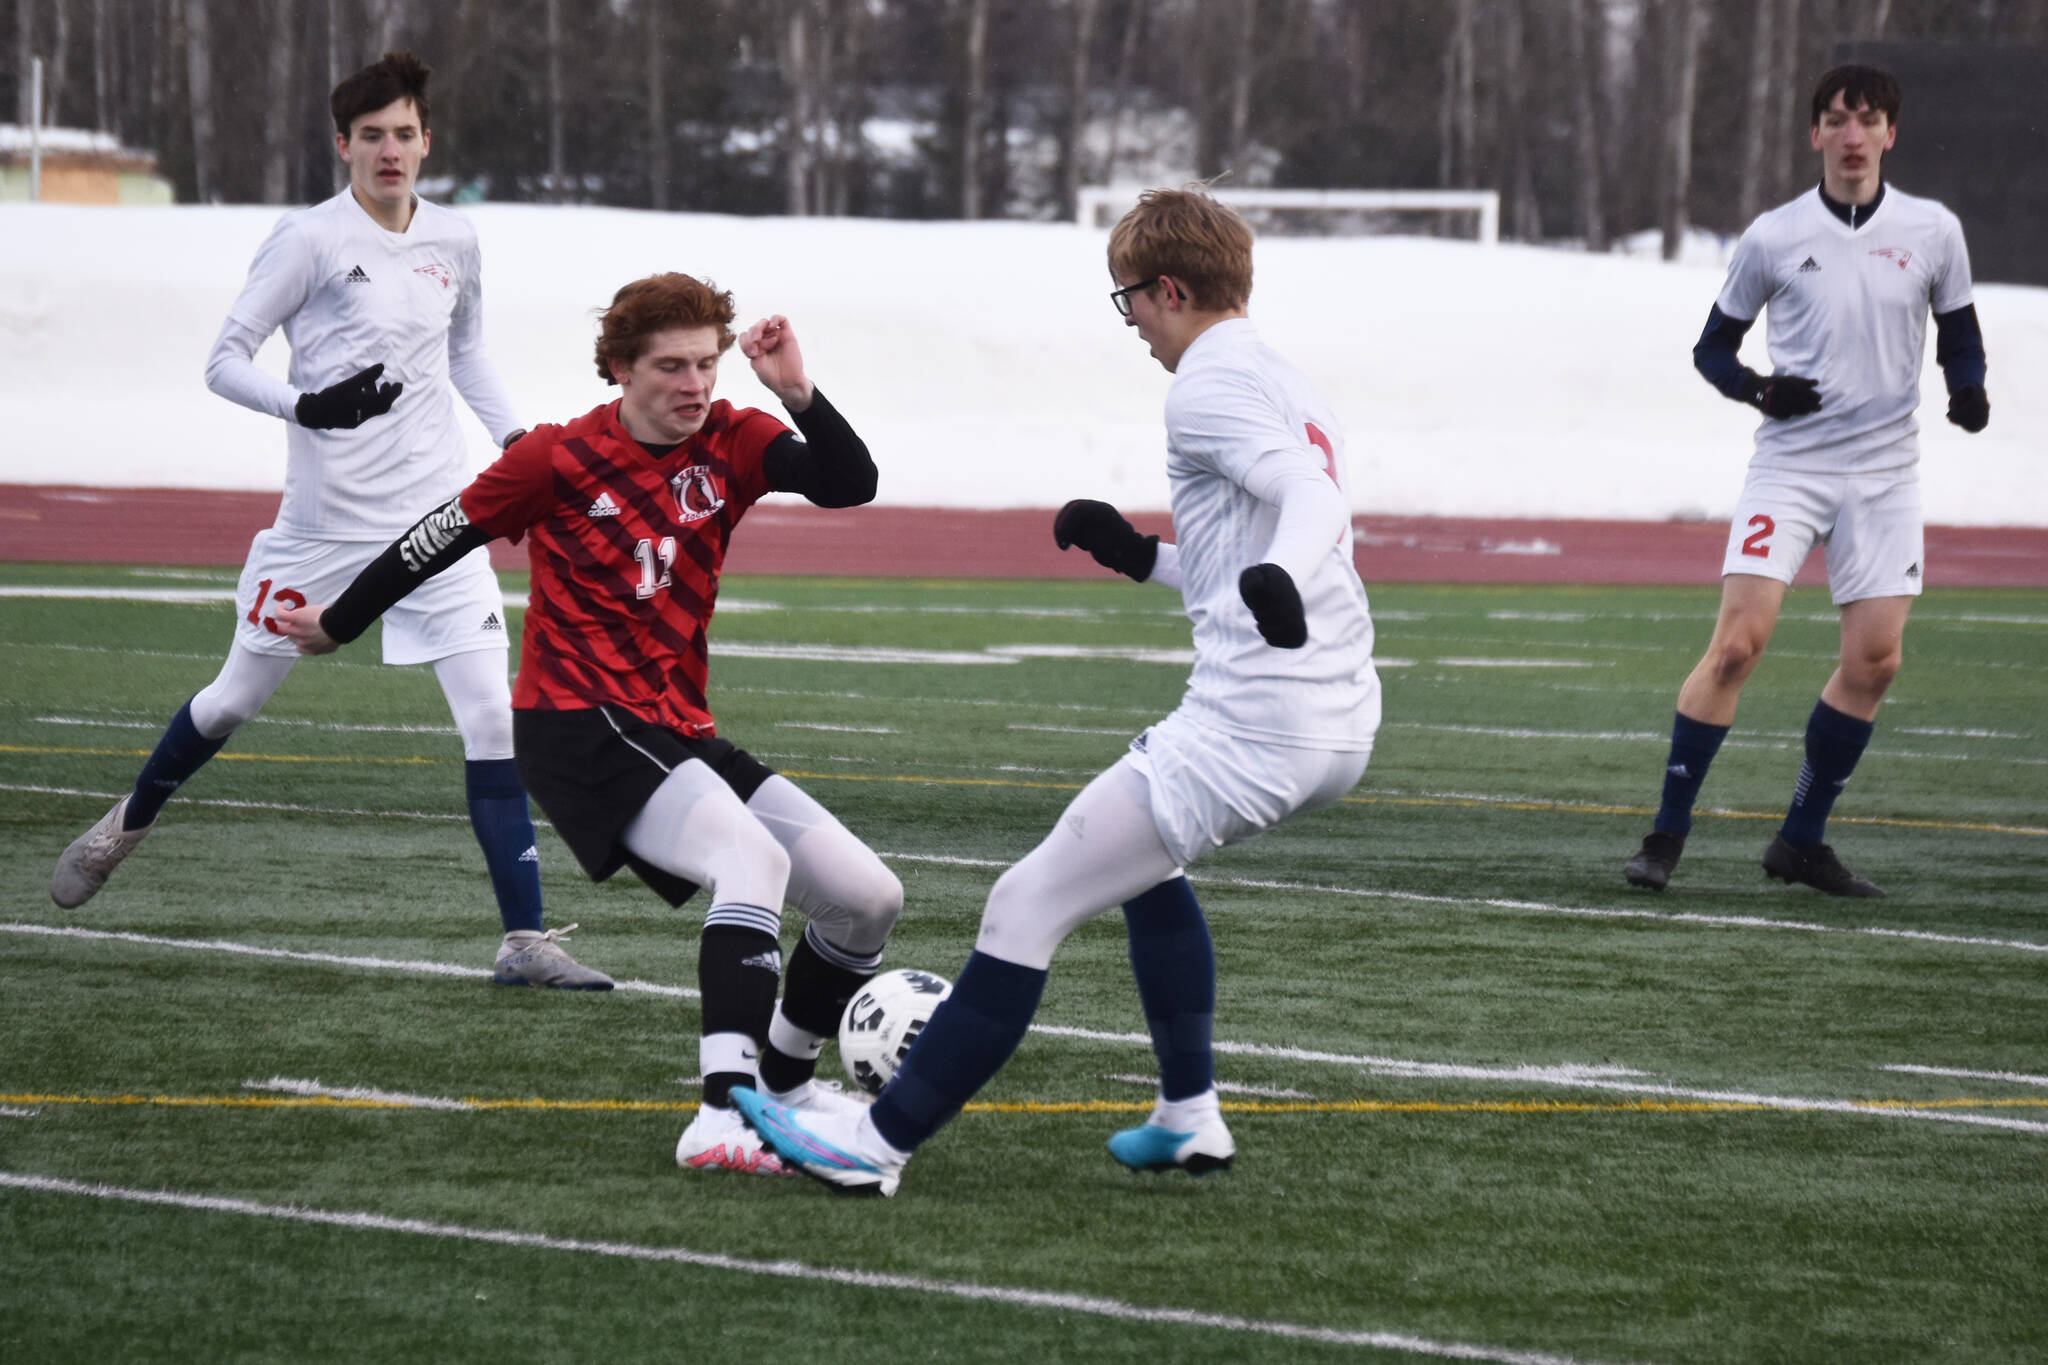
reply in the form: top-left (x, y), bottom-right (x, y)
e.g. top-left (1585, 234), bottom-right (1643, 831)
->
top-left (876, 851), bottom-right (2048, 958)
top-left (243, 1078), bottom-right (478, 1110)
top-left (0, 924), bottom-right (696, 1000)
top-left (1882, 1064), bottom-right (2048, 1088)
top-left (0, 1106), bottom-right (37, 1118)
top-left (0, 1172), bottom-right (1631, 1365)
top-left (11, 922), bottom-right (2044, 1138)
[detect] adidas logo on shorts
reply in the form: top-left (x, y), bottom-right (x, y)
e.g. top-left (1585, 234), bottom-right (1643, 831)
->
top-left (587, 492), bottom-right (622, 518)
top-left (482, 611), bottom-right (503, 631)
top-left (1905, 562), bottom-right (1921, 580)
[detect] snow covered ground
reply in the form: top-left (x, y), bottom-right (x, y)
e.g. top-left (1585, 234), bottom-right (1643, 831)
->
top-left (2, 201), bottom-right (2040, 525)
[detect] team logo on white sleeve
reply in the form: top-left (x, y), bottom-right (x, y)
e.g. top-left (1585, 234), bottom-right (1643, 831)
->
top-left (671, 466), bottom-right (726, 523)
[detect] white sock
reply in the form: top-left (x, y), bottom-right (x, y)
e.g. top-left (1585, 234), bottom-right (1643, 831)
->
top-left (1153, 1088), bottom-right (1221, 1131)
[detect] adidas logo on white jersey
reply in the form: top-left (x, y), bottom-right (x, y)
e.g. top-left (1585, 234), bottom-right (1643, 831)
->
top-left (345, 264), bottom-right (371, 283)
top-left (587, 492), bottom-right (622, 518)
top-left (1796, 256), bottom-right (1822, 273)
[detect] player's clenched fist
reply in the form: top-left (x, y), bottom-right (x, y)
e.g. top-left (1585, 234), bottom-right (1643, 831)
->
top-left (1747, 374), bottom-right (1822, 420)
top-left (273, 602), bottom-right (339, 655)
top-left (739, 316), bottom-right (814, 411)
top-left (1053, 499), bottom-right (1159, 582)
top-left (1946, 385), bottom-right (1989, 433)
top-left (295, 363), bottom-right (403, 430)
top-left (1238, 563), bottom-right (1307, 648)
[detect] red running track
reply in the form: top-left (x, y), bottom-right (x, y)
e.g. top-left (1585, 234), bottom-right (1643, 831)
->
top-left (3, 485), bottom-right (2046, 587)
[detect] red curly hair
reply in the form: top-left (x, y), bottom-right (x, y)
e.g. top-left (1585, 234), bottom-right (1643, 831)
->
top-left (594, 273), bottom-right (737, 385)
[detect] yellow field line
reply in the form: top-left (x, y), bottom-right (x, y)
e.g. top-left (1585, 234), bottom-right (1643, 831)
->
top-left (9, 743), bottom-right (2036, 836)
top-left (7, 1091), bottom-right (2045, 1117)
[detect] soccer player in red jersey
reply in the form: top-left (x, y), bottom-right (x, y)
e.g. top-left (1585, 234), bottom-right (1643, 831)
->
top-left (278, 273), bottom-right (902, 1175)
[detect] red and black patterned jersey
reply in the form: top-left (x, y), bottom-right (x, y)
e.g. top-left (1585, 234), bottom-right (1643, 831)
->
top-left (461, 398), bottom-right (785, 734)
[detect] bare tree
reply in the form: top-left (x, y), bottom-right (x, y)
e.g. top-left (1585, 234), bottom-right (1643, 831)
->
top-left (544, 0), bottom-right (564, 200)
top-left (17, 0), bottom-right (35, 125)
top-left (1056, 0), bottom-right (1102, 220)
top-left (1568, 0), bottom-right (1610, 249)
top-left (263, 0), bottom-right (299, 202)
top-left (1223, 0), bottom-right (1256, 176)
top-left (1499, 0), bottom-right (1542, 240)
top-left (1659, 0), bottom-right (1706, 260)
top-left (1439, 0), bottom-right (1478, 189)
top-left (93, 0), bottom-right (111, 129)
top-left (186, 0), bottom-right (217, 201)
top-left (955, 0), bottom-right (989, 218)
top-left (779, 0), bottom-right (815, 215)
top-left (643, 0), bottom-right (668, 210)
top-left (1101, 0), bottom-right (1146, 187)
top-left (1735, 0), bottom-right (1777, 224)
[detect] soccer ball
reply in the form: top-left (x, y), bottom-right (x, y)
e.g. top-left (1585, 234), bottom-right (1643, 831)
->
top-left (838, 968), bottom-right (952, 1095)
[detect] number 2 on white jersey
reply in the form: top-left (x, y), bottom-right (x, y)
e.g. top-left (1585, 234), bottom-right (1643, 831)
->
top-left (634, 536), bottom-right (677, 599)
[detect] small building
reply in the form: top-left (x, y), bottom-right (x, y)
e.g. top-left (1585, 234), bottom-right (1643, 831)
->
top-left (0, 125), bottom-right (174, 205)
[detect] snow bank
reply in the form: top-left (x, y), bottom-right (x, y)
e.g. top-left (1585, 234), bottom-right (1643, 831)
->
top-left (2, 202), bottom-right (2039, 524)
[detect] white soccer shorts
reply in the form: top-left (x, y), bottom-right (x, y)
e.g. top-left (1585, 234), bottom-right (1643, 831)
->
top-left (231, 528), bottom-right (511, 664)
top-left (1720, 462), bottom-right (1925, 605)
top-left (1123, 707), bottom-right (1372, 868)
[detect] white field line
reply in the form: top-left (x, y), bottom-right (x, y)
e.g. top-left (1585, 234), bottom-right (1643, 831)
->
top-left (0, 924), bottom-right (696, 1000)
top-left (0, 1106), bottom-right (37, 1118)
top-left (1431, 658), bottom-right (1600, 669)
top-left (0, 1173), bottom-right (1620, 1365)
top-left (876, 850), bottom-right (2048, 958)
top-left (11, 922), bottom-right (2045, 1138)
top-left (1105, 1073), bottom-right (1317, 1099)
top-left (774, 721), bottom-right (897, 734)
top-left (712, 642), bottom-right (1014, 666)
top-left (243, 1078), bottom-right (477, 1110)
top-left (11, 784), bottom-right (2047, 951)
top-left (1882, 1064), bottom-right (2048, 1087)
top-left (1009, 723), bottom-right (1135, 736)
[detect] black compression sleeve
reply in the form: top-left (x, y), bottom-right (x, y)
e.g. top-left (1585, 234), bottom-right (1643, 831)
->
top-left (1692, 305), bottom-right (1762, 403)
top-left (1933, 304), bottom-right (1987, 392)
top-left (762, 388), bottom-right (878, 509)
top-left (320, 495), bottom-right (493, 644)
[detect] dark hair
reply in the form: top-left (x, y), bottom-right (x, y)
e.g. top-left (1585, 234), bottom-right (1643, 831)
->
top-left (1810, 64), bottom-right (1900, 126)
top-left (331, 51), bottom-right (431, 136)
top-left (594, 274), bottom-right (737, 383)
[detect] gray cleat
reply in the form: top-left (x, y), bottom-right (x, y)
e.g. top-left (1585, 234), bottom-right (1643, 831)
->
top-left (492, 924), bottom-right (615, 990)
top-left (52, 797), bottom-right (154, 908)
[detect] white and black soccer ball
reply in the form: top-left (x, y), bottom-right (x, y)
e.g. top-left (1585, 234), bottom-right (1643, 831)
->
top-left (838, 968), bottom-right (952, 1095)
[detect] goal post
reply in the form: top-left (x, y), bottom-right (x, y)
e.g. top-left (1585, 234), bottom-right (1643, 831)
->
top-left (1076, 186), bottom-right (1500, 245)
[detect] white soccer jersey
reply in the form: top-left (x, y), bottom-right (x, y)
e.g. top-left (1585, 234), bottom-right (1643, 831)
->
top-left (206, 190), bottom-right (521, 540)
top-left (1162, 318), bottom-right (1379, 750)
top-left (1718, 184), bottom-right (1974, 475)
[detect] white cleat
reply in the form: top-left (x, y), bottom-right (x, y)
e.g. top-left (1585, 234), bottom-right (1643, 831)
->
top-left (491, 924), bottom-right (614, 991)
top-left (764, 1077), bottom-right (873, 1121)
top-left (731, 1086), bottom-right (906, 1197)
top-left (675, 1103), bottom-right (790, 1176)
top-left (52, 797), bottom-right (154, 909)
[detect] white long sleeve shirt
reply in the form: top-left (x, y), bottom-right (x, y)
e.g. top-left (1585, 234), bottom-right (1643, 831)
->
top-left (204, 189), bottom-right (522, 540)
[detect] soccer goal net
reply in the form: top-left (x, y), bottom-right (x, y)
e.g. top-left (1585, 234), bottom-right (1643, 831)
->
top-left (1075, 187), bottom-right (1500, 244)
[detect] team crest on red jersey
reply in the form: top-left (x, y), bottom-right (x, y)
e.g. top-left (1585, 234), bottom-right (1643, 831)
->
top-left (671, 465), bottom-right (726, 523)
top-left (413, 263), bottom-right (454, 289)
top-left (1868, 247), bottom-right (1911, 271)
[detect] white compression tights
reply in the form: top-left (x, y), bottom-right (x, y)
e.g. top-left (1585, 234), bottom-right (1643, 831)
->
top-left (974, 758), bottom-right (1182, 971)
top-left (187, 644), bottom-right (513, 761)
top-left (620, 768), bottom-right (902, 953)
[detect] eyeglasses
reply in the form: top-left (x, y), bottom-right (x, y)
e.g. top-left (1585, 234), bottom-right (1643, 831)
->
top-left (1109, 277), bottom-right (1159, 317)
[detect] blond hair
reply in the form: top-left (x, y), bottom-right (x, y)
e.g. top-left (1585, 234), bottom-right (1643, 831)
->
top-left (1106, 188), bottom-right (1253, 312)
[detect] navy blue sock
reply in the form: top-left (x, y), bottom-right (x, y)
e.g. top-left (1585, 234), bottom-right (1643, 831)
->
top-left (1781, 700), bottom-right (1875, 847)
top-left (1654, 712), bottom-right (1730, 837)
top-left (1123, 877), bottom-right (1215, 1102)
top-left (126, 700), bottom-right (231, 829)
top-left (869, 951), bottom-right (1045, 1153)
top-left (465, 758), bottom-right (544, 933)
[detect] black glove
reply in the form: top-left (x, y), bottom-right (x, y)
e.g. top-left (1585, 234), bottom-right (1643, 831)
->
top-left (1946, 385), bottom-right (1989, 433)
top-left (1746, 373), bottom-right (1821, 420)
top-left (1052, 499), bottom-right (1158, 582)
top-left (295, 363), bottom-right (403, 430)
top-left (1238, 563), bottom-right (1307, 648)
